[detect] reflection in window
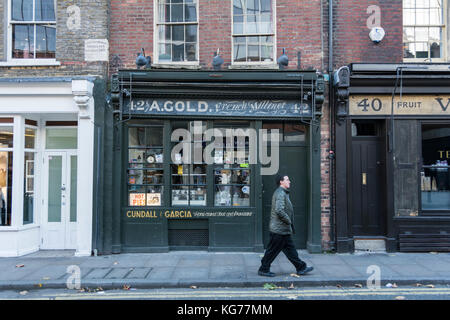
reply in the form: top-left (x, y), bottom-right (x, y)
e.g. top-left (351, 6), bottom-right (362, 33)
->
top-left (1, 151), bottom-right (13, 226)
top-left (421, 123), bottom-right (450, 211)
top-left (403, 0), bottom-right (444, 60)
top-left (233, 0), bottom-right (274, 63)
top-left (23, 152), bottom-right (34, 224)
top-left (262, 121), bottom-right (306, 142)
top-left (157, 0), bottom-right (198, 62)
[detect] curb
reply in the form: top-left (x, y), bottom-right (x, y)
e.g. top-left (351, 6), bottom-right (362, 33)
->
top-left (1, 277), bottom-right (450, 291)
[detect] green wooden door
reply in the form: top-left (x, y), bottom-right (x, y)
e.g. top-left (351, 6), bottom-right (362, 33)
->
top-left (262, 146), bottom-right (308, 249)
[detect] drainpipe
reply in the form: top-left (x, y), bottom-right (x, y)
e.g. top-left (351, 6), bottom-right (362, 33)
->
top-left (328, 0), bottom-right (336, 251)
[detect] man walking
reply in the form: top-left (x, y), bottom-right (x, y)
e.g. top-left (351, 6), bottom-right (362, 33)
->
top-left (258, 174), bottom-right (313, 277)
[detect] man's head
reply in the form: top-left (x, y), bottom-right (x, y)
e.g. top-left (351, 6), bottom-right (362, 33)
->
top-left (276, 174), bottom-right (290, 189)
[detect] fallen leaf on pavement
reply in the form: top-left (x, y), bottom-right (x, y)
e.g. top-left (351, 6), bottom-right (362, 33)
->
top-left (42, 277), bottom-right (50, 280)
top-left (290, 273), bottom-right (300, 278)
top-left (429, 252), bottom-right (438, 254)
top-left (415, 283), bottom-right (422, 287)
top-left (36, 283), bottom-right (42, 288)
top-left (392, 283), bottom-right (398, 288)
top-left (19, 291), bottom-right (28, 295)
top-left (336, 284), bottom-right (342, 288)
top-left (123, 285), bottom-right (131, 290)
top-left (288, 283), bottom-right (295, 290)
top-left (286, 295), bottom-right (297, 300)
top-left (354, 283), bottom-right (363, 288)
top-left (15, 264), bottom-right (24, 268)
top-left (426, 284), bottom-right (435, 288)
top-left (113, 262), bottom-right (118, 265)
top-left (263, 283), bottom-right (277, 290)
top-left (395, 296), bottom-right (406, 300)
top-left (190, 286), bottom-right (197, 289)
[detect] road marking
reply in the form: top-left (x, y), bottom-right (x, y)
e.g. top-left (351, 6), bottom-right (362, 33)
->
top-left (10, 287), bottom-right (450, 300)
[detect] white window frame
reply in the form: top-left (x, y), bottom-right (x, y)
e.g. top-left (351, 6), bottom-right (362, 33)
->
top-left (153, 0), bottom-right (200, 67)
top-left (403, 0), bottom-right (447, 62)
top-left (231, 0), bottom-right (277, 67)
top-left (5, 0), bottom-right (58, 65)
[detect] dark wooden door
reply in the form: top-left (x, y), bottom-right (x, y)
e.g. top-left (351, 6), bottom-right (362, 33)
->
top-left (350, 138), bottom-right (386, 236)
top-left (262, 146), bottom-right (308, 248)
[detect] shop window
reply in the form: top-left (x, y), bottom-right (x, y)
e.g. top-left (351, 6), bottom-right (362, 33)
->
top-left (128, 124), bottom-right (165, 207)
top-left (403, 0), bottom-right (446, 61)
top-left (171, 121), bottom-right (207, 206)
top-left (232, 0), bottom-right (275, 64)
top-left (1, 125), bottom-right (14, 226)
top-left (155, 0), bottom-right (198, 64)
top-left (8, 0), bottom-right (56, 60)
top-left (213, 122), bottom-right (251, 207)
top-left (23, 126), bottom-right (36, 225)
top-left (262, 121), bottom-right (306, 142)
top-left (420, 123), bottom-right (450, 212)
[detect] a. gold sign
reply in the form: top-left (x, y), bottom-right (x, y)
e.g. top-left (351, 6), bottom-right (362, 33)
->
top-left (349, 95), bottom-right (450, 115)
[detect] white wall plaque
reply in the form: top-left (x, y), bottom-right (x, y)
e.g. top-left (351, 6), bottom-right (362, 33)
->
top-left (84, 39), bottom-right (109, 62)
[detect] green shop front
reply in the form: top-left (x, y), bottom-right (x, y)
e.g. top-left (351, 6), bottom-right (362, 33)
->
top-left (107, 70), bottom-right (324, 253)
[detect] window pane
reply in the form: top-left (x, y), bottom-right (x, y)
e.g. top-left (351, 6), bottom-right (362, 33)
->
top-left (35, 25), bottom-right (56, 58)
top-left (172, 185), bottom-right (189, 205)
top-left (185, 43), bottom-right (196, 61)
top-left (415, 27), bottom-right (428, 41)
top-left (48, 155), bottom-right (62, 222)
top-left (185, 3), bottom-right (196, 22)
top-left (430, 42), bottom-right (441, 58)
top-left (25, 128), bottom-right (36, 149)
top-left (0, 127), bottom-right (14, 148)
top-left (233, 0), bottom-right (243, 15)
top-left (172, 164), bottom-right (190, 184)
top-left (248, 44), bottom-right (259, 61)
top-left (246, 14), bottom-right (258, 33)
top-left (0, 151), bottom-right (13, 226)
top-left (35, 0), bottom-right (55, 21)
top-left (261, 0), bottom-right (272, 12)
top-left (129, 186), bottom-right (146, 206)
top-left (159, 3), bottom-right (171, 23)
top-left (234, 43), bottom-right (246, 61)
top-left (403, 27), bottom-right (414, 42)
top-left (128, 127), bottom-right (146, 147)
top-left (185, 25), bottom-right (197, 42)
top-left (70, 156), bottom-right (77, 222)
top-left (159, 43), bottom-right (172, 61)
top-left (247, 0), bottom-right (259, 14)
top-left (172, 25), bottom-right (184, 42)
top-left (416, 8), bottom-right (429, 25)
top-left (215, 186), bottom-right (232, 206)
top-left (145, 127), bottom-right (163, 146)
top-left (234, 22), bottom-right (243, 34)
top-left (403, 9), bottom-right (415, 25)
top-left (429, 8), bottom-right (442, 25)
top-left (172, 43), bottom-right (184, 61)
top-left (19, 0), bottom-right (33, 21)
top-left (190, 187), bottom-right (206, 206)
top-left (404, 0), bottom-right (414, 8)
top-left (284, 123), bottom-right (306, 142)
top-left (11, 0), bottom-right (24, 20)
top-left (415, 42), bottom-right (428, 58)
top-left (171, 3), bottom-right (183, 22)
top-left (45, 128), bottom-right (78, 149)
top-left (421, 124), bottom-right (450, 211)
top-left (12, 24), bottom-right (34, 59)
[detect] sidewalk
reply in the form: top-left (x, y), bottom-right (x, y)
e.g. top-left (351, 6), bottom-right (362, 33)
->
top-left (1, 250), bottom-right (450, 290)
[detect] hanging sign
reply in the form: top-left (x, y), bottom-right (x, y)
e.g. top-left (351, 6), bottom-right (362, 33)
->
top-left (123, 99), bottom-right (312, 117)
top-left (350, 95), bottom-right (450, 115)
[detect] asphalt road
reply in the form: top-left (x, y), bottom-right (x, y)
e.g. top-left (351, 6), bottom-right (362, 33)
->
top-left (2, 285), bottom-right (450, 300)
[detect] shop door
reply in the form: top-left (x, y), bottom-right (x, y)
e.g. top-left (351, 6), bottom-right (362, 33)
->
top-left (41, 151), bottom-right (77, 249)
top-left (350, 138), bottom-right (386, 236)
top-left (262, 146), bottom-right (308, 249)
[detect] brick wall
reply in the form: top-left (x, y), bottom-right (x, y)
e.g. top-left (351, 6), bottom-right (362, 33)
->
top-left (0, 0), bottom-right (109, 78)
top-left (109, 0), bottom-right (325, 72)
top-left (332, 0), bottom-right (403, 68)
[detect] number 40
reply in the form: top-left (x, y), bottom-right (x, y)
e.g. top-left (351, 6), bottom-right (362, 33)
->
top-left (357, 98), bottom-right (382, 112)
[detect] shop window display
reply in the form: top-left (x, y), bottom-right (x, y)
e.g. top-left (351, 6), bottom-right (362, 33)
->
top-left (1, 126), bottom-right (14, 226)
top-left (421, 123), bottom-right (450, 212)
top-left (128, 123), bottom-right (165, 206)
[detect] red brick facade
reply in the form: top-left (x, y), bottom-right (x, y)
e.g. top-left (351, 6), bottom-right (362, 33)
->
top-left (332, 0), bottom-right (403, 68)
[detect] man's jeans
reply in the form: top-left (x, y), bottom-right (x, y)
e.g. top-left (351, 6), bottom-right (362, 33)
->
top-left (260, 232), bottom-right (306, 272)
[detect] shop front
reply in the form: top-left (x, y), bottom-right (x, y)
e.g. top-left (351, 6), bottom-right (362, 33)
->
top-left (107, 70), bottom-right (324, 253)
top-left (0, 78), bottom-right (104, 257)
top-left (334, 63), bottom-right (450, 252)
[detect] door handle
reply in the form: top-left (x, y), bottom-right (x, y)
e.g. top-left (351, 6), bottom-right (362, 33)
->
top-left (362, 172), bottom-right (367, 185)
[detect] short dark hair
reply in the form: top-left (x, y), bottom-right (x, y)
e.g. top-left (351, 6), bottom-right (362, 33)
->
top-left (276, 174), bottom-right (288, 186)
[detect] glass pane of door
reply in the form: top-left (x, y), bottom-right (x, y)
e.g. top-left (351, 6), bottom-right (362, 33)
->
top-left (70, 155), bottom-right (77, 222)
top-left (48, 155), bottom-right (62, 222)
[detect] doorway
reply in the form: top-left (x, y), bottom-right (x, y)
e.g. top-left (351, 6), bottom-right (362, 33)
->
top-left (350, 120), bottom-right (386, 236)
top-left (41, 151), bottom-right (77, 249)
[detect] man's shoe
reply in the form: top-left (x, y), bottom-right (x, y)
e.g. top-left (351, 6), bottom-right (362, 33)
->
top-left (297, 266), bottom-right (314, 275)
top-left (258, 270), bottom-right (276, 277)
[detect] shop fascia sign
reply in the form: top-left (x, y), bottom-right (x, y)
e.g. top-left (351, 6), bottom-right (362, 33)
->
top-left (349, 95), bottom-right (450, 115)
top-left (123, 99), bottom-right (312, 117)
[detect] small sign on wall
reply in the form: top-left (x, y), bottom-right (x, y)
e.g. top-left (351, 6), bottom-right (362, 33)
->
top-left (84, 39), bottom-right (109, 62)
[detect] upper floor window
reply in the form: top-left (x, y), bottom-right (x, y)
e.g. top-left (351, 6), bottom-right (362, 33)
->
top-left (403, 0), bottom-right (446, 61)
top-left (232, 0), bottom-right (275, 64)
top-left (155, 0), bottom-right (198, 64)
